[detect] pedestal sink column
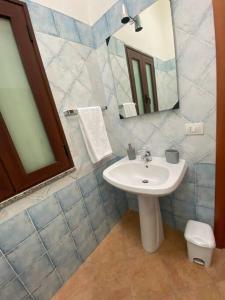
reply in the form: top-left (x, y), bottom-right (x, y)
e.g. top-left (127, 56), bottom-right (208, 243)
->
top-left (138, 195), bottom-right (164, 253)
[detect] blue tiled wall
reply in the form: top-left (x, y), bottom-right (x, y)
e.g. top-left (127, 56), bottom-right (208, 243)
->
top-left (25, 0), bottom-right (216, 234)
top-left (0, 158), bottom-right (128, 300)
top-left (26, 0), bottom-right (158, 49)
top-left (0, 1), bottom-right (216, 299)
top-left (154, 58), bottom-right (176, 72)
top-left (26, 0), bottom-right (95, 48)
top-left (16, 0), bottom-right (216, 230)
top-left (127, 163), bottom-right (215, 231)
top-left (92, 0), bottom-right (158, 47)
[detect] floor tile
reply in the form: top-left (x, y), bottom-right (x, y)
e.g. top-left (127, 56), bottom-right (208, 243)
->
top-left (160, 249), bottom-right (214, 290)
top-left (52, 211), bottom-right (225, 300)
top-left (216, 280), bottom-right (225, 299)
top-left (175, 284), bottom-right (224, 300)
top-left (206, 248), bottom-right (225, 282)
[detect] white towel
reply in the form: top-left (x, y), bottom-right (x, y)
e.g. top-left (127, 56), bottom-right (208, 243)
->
top-left (77, 106), bottom-right (113, 164)
top-left (121, 102), bottom-right (137, 118)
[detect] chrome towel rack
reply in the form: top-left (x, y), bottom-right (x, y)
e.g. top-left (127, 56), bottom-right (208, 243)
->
top-left (64, 106), bottom-right (108, 117)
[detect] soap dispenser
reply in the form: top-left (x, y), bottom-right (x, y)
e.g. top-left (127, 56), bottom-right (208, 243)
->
top-left (127, 143), bottom-right (136, 160)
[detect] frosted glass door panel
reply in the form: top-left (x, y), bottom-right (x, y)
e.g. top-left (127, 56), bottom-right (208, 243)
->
top-left (0, 18), bottom-right (55, 173)
top-left (132, 60), bottom-right (144, 115)
top-left (146, 64), bottom-right (155, 112)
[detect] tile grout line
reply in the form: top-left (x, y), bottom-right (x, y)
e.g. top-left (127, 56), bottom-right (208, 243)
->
top-left (0, 249), bottom-right (35, 299)
top-left (2, 231), bottom-right (36, 258)
top-left (76, 178), bottom-right (100, 244)
top-left (55, 196), bottom-right (84, 264)
top-left (25, 209), bottom-right (64, 285)
top-left (30, 209), bottom-right (62, 234)
top-left (113, 188), bottom-right (125, 219)
top-left (96, 184), bottom-right (111, 231)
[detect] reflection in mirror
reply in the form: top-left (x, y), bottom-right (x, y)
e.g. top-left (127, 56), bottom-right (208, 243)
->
top-left (107, 0), bottom-right (179, 119)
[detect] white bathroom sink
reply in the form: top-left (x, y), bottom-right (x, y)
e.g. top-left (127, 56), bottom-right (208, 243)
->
top-left (103, 155), bottom-right (187, 253)
top-left (103, 156), bottom-right (187, 196)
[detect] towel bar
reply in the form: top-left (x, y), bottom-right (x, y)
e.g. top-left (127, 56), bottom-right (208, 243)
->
top-left (118, 103), bottom-right (137, 109)
top-left (64, 106), bottom-right (108, 117)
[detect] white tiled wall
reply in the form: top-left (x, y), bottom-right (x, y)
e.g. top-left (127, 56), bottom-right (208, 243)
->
top-left (95, 0), bottom-right (216, 229)
top-left (0, 1), bottom-right (217, 299)
top-left (2, 0), bottom-right (216, 228)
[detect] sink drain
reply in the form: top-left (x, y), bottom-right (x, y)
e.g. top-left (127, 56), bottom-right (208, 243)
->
top-left (142, 180), bottom-right (149, 184)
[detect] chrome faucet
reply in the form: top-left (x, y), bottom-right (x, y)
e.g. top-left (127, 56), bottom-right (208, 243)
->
top-left (139, 149), bottom-right (152, 163)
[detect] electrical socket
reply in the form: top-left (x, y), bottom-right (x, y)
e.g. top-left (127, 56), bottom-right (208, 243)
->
top-left (185, 122), bottom-right (204, 135)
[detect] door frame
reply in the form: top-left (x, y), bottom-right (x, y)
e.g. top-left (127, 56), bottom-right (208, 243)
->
top-left (125, 46), bottom-right (159, 114)
top-left (213, 0), bottom-right (225, 248)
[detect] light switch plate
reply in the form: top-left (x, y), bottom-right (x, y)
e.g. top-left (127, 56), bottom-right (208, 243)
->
top-left (185, 122), bottom-right (204, 135)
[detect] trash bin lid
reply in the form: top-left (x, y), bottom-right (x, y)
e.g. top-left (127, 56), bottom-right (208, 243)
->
top-left (184, 220), bottom-right (216, 249)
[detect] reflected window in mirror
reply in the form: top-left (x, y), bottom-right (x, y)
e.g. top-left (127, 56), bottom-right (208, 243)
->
top-left (126, 46), bottom-right (158, 115)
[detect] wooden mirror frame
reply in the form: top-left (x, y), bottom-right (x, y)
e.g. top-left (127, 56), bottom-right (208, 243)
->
top-left (213, 0), bottom-right (225, 248)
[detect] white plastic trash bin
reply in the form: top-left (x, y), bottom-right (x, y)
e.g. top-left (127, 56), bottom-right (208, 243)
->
top-left (184, 220), bottom-right (216, 267)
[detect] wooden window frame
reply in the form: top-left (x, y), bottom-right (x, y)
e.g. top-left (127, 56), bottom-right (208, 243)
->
top-left (0, 0), bottom-right (74, 202)
top-left (0, 160), bottom-right (14, 200)
top-left (125, 46), bottom-right (158, 114)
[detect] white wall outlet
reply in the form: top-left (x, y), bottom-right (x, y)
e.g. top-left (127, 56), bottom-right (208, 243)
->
top-left (185, 122), bottom-right (204, 135)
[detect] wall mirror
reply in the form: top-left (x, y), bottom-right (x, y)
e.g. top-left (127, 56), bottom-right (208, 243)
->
top-left (107, 0), bottom-right (179, 119)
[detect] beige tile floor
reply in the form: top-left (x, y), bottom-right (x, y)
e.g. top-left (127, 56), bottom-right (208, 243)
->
top-left (52, 211), bottom-right (225, 300)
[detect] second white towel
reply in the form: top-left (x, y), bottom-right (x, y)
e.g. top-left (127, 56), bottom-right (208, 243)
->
top-left (120, 102), bottom-right (137, 118)
top-left (77, 106), bottom-right (112, 164)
